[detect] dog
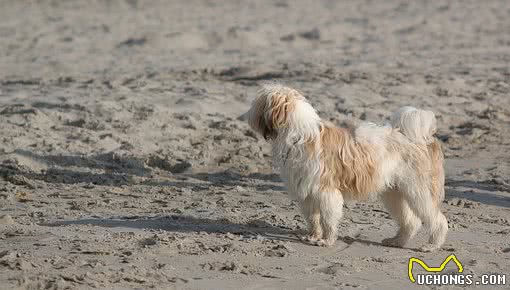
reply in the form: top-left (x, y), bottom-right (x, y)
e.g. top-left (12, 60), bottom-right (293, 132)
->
top-left (245, 84), bottom-right (447, 252)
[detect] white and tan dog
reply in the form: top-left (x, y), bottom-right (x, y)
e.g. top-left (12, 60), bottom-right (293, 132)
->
top-left (245, 84), bottom-right (447, 252)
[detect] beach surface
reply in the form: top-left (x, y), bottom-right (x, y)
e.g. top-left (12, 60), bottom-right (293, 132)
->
top-left (0, 1), bottom-right (509, 289)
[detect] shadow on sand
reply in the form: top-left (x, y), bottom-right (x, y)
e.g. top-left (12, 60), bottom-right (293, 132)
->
top-left (39, 214), bottom-right (300, 242)
top-left (39, 215), bottom-right (407, 249)
top-left (0, 149), bottom-right (285, 191)
top-left (446, 179), bottom-right (510, 208)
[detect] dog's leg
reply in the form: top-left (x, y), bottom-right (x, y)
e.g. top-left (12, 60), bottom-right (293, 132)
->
top-left (301, 195), bottom-right (322, 242)
top-left (405, 190), bottom-right (448, 252)
top-left (381, 190), bottom-right (422, 248)
top-left (315, 190), bottom-right (343, 247)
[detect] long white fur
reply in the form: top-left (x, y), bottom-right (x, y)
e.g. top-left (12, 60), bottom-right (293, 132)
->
top-left (390, 106), bottom-right (437, 145)
top-left (246, 84), bottom-right (448, 252)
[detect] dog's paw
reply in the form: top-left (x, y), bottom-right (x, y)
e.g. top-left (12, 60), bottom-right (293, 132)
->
top-left (300, 234), bottom-right (321, 243)
top-left (314, 238), bottom-right (335, 247)
top-left (300, 235), bottom-right (316, 243)
top-left (420, 244), bottom-right (440, 252)
top-left (381, 236), bottom-right (405, 248)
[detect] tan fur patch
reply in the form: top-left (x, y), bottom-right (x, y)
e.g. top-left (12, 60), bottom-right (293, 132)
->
top-left (318, 123), bottom-right (379, 199)
top-left (268, 92), bottom-right (296, 134)
top-left (248, 89), bottom-right (297, 140)
top-left (428, 138), bottom-right (445, 206)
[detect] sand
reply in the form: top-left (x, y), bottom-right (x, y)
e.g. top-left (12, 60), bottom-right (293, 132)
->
top-left (0, 0), bottom-right (509, 289)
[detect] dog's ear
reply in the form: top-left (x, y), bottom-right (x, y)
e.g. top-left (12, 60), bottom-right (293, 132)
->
top-left (247, 94), bottom-right (273, 139)
top-left (246, 86), bottom-right (296, 140)
top-left (267, 93), bottom-right (294, 136)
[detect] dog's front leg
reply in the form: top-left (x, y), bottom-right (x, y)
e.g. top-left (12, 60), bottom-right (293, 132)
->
top-left (316, 190), bottom-right (344, 247)
top-left (300, 195), bottom-right (323, 242)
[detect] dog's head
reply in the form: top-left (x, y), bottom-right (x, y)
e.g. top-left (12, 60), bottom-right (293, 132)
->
top-left (244, 85), bottom-right (300, 140)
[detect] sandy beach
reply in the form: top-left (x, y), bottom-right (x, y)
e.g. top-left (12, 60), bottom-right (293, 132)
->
top-left (0, 0), bottom-right (509, 289)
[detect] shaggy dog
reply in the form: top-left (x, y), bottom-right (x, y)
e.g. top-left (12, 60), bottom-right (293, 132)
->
top-left (245, 84), bottom-right (447, 252)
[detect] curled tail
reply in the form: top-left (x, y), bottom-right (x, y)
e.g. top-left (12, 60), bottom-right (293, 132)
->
top-left (390, 106), bottom-right (437, 145)
top-left (391, 106), bottom-right (445, 204)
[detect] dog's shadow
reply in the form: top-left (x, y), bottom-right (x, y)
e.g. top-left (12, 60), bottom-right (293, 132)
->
top-left (40, 214), bottom-right (301, 242)
top-left (40, 215), bottom-right (416, 251)
top-left (338, 234), bottom-right (428, 252)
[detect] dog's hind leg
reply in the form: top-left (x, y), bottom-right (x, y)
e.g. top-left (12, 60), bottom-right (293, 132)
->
top-left (404, 190), bottom-right (448, 252)
top-left (301, 194), bottom-right (323, 242)
top-left (381, 190), bottom-right (422, 248)
top-left (315, 190), bottom-right (344, 247)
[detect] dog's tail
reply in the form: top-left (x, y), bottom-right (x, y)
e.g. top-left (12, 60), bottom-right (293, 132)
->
top-left (390, 106), bottom-right (445, 204)
top-left (390, 106), bottom-right (437, 145)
